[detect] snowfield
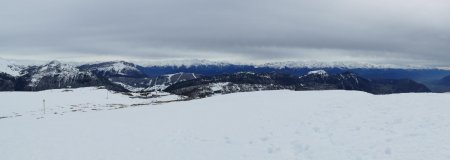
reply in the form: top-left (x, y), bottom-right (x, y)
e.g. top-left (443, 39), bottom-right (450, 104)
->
top-left (1, 89), bottom-right (450, 160)
top-left (0, 87), bottom-right (180, 119)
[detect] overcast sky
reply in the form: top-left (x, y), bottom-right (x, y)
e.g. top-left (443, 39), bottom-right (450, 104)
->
top-left (1, 0), bottom-right (449, 66)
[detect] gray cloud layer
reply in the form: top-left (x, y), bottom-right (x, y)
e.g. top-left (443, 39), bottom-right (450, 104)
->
top-left (1, 0), bottom-right (449, 66)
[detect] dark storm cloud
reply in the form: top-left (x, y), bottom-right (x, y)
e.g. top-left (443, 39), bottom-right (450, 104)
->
top-left (1, 0), bottom-right (450, 66)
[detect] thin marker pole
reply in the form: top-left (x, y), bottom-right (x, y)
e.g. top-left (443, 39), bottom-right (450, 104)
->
top-left (43, 99), bottom-right (46, 115)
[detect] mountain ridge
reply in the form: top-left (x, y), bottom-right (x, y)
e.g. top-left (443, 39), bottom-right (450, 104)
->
top-left (164, 71), bottom-right (431, 98)
top-left (0, 59), bottom-right (446, 93)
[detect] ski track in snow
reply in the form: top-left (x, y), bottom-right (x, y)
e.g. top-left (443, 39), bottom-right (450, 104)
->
top-left (1, 89), bottom-right (450, 160)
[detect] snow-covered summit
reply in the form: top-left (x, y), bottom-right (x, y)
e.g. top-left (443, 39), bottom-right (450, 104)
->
top-left (77, 61), bottom-right (145, 78)
top-left (29, 61), bottom-right (92, 87)
top-left (136, 59), bottom-right (435, 69)
top-left (37, 61), bottom-right (79, 74)
top-left (96, 61), bottom-right (139, 74)
top-left (260, 61), bottom-right (431, 69)
top-left (82, 61), bottom-right (139, 73)
top-left (307, 70), bottom-right (328, 76)
top-left (0, 58), bottom-right (25, 76)
top-left (142, 59), bottom-right (234, 67)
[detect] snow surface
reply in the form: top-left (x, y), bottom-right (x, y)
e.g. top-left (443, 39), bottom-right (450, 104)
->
top-left (2, 90), bottom-right (450, 160)
top-left (138, 59), bottom-right (435, 69)
top-left (94, 61), bottom-right (139, 75)
top-left (139, 73), bottom-right (195, 92)
top-left (307, 70), bottom-right (328, 76)
top-left (260, 61), bottom-right (433, 69)
top-left (0, 58), bottom-right (24, 76)
top-left (0, 87), bottom-right (180, 118)
top-left (209, 82), bottom-right (230, 92)
top-left (29, 61), bottom-right (89, 87)
top-left (113, 81), bottom-right (147, 92)
top-left (142, 59), bottom-right (234, 67)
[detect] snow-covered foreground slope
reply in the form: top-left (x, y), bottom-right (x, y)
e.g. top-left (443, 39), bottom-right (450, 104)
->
top-left (2, 90), bottom-right (450, 160)
top-left (0, 87), bottom-right (180, 118)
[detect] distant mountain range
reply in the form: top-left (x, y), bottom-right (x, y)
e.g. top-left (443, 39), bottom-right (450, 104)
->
top-left (164, 71), bottom-right (430, 98)
top-left (1, 59), bottom-right (449, 94)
